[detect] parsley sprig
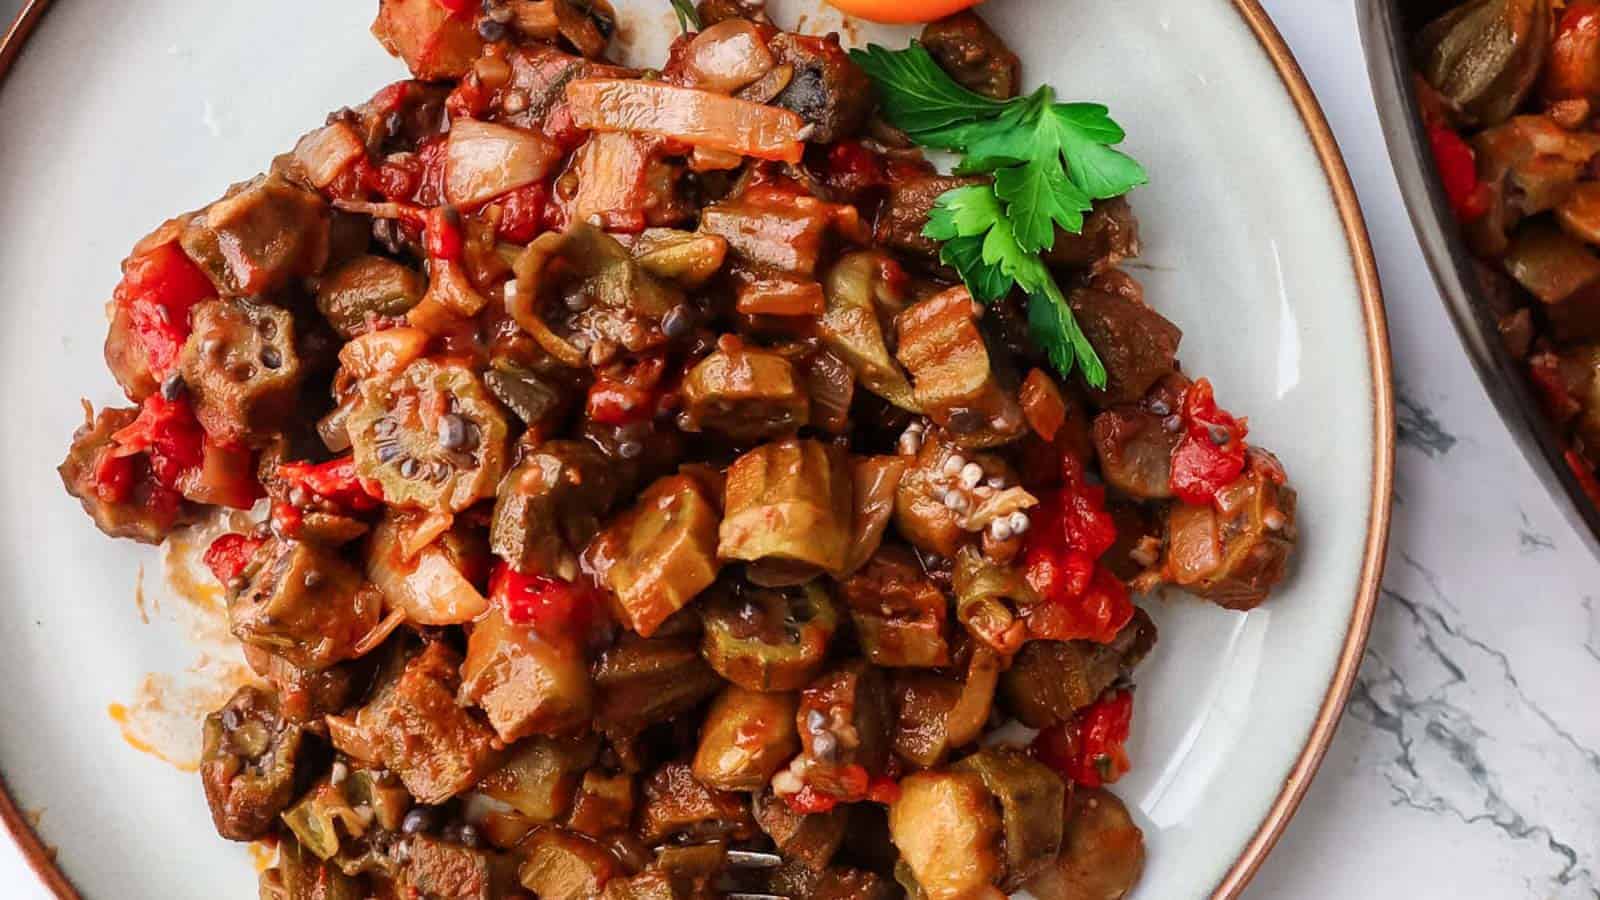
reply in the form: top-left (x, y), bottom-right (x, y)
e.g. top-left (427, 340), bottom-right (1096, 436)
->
top-left (850, 43), bottom-right (1149, 388)
top-left (669, 0), bottom-right (701, 33)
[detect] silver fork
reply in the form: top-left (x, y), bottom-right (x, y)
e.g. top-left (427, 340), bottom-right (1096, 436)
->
top-left (723, 849), bottom-right (786, 900)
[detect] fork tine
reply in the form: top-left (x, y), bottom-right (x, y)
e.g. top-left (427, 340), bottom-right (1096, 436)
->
top-left (725, 849), bottom-right (783, 870)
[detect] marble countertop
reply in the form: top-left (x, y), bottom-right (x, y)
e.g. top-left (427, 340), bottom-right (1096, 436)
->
top-left (3, 0), bottom-right (1597, 897)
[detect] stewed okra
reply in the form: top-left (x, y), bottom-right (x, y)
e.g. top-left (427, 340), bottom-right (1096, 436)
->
top-left (60, 1), bottom-right (1299, 897)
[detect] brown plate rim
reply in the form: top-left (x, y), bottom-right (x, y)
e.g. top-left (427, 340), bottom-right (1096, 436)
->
top-left (0, 1), bottom-right (1391, 897)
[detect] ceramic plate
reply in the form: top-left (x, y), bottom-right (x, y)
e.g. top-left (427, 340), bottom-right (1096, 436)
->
top-left (0, 1), bottom-right (1390, 897)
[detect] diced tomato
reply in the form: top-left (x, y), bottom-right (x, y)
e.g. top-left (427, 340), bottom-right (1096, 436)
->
top-left (496, 182), bottom-right (553, 243)
top-left (865, 776), bottom-right (901, 805)
top-left (203, 533), bottom-right (266, 586)
top-left (269, 501), bottom-right (304, 540)
top-left (92, 451), bottom-right (136, 505)
top-left (276, 455), bottom-right (383, 513)
top-left (424, 206), bottom-right (466, 262)
top-left (1566, 449), bottom-right (1600, 508)
top-left (433, 0), bottom-right (476, 18)
top-left (1427, 123), bottom-right (1490, 224)
top-left (1022, 453), bottom-right (1134, 644)
top-left (1169, 379), bottom-right (1249, 506)
top-left (111, 394), bottom-right (206, 491)
top-left (359, 155), bottom-right (424, 203)
top-left (785, 784), bottom-right (841, 815)
top-left (1032, 689), bottom-right (1134, 789)
top-left (114, 242), bottom-right (216, 379)
top-left (491, 562), bottom-right (599, 640)
top-left (1529, 352), bottom-right (1583, 423)
top-left (586, 356), bottom-right (668, 426)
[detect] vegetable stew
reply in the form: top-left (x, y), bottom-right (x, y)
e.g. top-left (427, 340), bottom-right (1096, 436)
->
top-left (59, 2), bottom-right (1300, 898)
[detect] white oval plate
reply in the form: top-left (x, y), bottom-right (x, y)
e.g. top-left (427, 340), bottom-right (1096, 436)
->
top-left (0, 1), bottom-right (1389, 897)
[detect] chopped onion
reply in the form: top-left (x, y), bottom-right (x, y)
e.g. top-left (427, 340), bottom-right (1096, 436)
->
top-left (337, 326), bottom-right (431, 379)
top-left (293, 122), bottom-right (366, 189)
top-left (367, 514), bottom-right (488, 626)
top-left (445, 118), bottom-right (560, 209)
top-left (566, 78), bottom-right (806, 163)
top-left (685, 20), bottom-right (775, 94)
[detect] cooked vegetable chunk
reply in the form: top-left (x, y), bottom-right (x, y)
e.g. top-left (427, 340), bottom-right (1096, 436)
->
top-left (638, 761), bottom-right (757, 844)
top-left (491, 440), bottom-right (619, 579)
top-left (180, 174), bottom-right (330, 297)
top-left (719, 439), bottom-right (853, 576)
top-left (921, 11), bottom-right (1021, 100)
top-left (260, 838), bottom-right (364, 900)
top-left (769, 32), bottom-right (873, 143)
top-left (682, 342), bottom-right (811, 441)
top-left (701, 580), bottom-right (839, 691)
top-left (839, 546), bottom-right (951, 668)
top-left (402, 833), bottom-right (520, 900)
top-left (372, 0), bottom-right (485, 81)
top-left (1067, 287), bottom-right (1181, 407)
top-left (587, 474), bottom-right (722, 637)
top-left (1024, 788), bottom-right (1146, 900)
top-left (796, 661), bottom-right (893, 781)
top-left (478, 734), bottom-right (599, 820)
top-left (228, 538), bottom-right (380, 671)
top-left (339, 642), bottom-right (502, 804)
top-left (896, 286), bottom-right (1026, 447)
top-left (1000, 608), bottom-right (1158, 729)
top-left (349, 358), bottom-right (511, 513)
top-left (693, 685), bottom-right (801, 791)
top-left (1416, 0), bottom-right (1552, 127)
top-left (461, 607), bottom-right (593, 742)
top-left (752, 788), bottom-right (848, 871)
top-left (953, 748), bottom-right (1067, 889)
top-left (316, 255), bottom-right (425, 338)
top-left (180, 298), bottom-right (303, 447)
top-left (567, 770), bottom-right (636, 838)
top-left (519, 828), bottom-right (620, 900)
top-left (1156, 448), bottom-right (1298, 610)
top-left (200, 685), bottom-right (303, 842)
top-left (59, 405), bottom-right (191, 544)
top-left (888, 770), bottom-right (1004, 900)
top-left (819, 251), bottom-right (919, 411)
top-left (593, 631), bottom-right (723, 738)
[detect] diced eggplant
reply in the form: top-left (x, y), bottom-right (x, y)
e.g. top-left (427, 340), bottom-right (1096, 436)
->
top-left (200, 685), bottom-right (304, 842)
top-left (921, 11), bottom-right (1021, 100)
top-left (1156, 447), bottom-right (1298, 610)
top-left (180, 174), bottom-right (331, 297)
top-left (602, 871), bottom-right (688, 900)
top-left (483, 359), bottom-right (575, 430)
top-left (372, 0), bottom-right (486, 81)
top-left (519, 828), bottom-right (620, 900)
top-left (873, 174), bottom-right (988, 261)
top-left (1066, 287), bottom-right (1181, 407)
top-left (768, 32), bottom-right (873, 143)
top-left (1043, 198), bottom-right (1141, 273)
top-left (762, 862), bottom-right (899, 900)
top-left (478, 734), bottom-right (600, 820)
top-left (682, 343), bottom-right (811, 441)
top-left (896, 287), bottom-right (1026, 447)
top-left (1416, 0), bottom-right (1552, 127)
top-left (567, 770), bottom-right (636, 837)
top-left (819, 251), bottom-right (919, 412)
top-left (342, 642), bottom-right (503, 804)
top-left (952, 748), bottom-right (1067, 889)
top-left (592, 631), bottom-right (723, 738)
top-left (637, 760), bottom-right (756, 844)
top-left (700, 190), bottom-right (843, 277)
top-left (1091, 408), bottom-right (1178, 501)
top-left (890, 672), bottom-right (961, 770)
top-left (1000, 608), bottom-right (1157, 729)
top-left (401, 832), bottom-right (520, 900)
top-left (1469, 115), bottom-right (1600, 256)
top-left (887, 770), bottom-right (1004, 900)
top-left (461, 607), bottom-right (593, 742)
top-left (839, 546), bottom-right (951, 668)
top-left (228, 538), bottom-right (381, 671)
top-left (797, 661), bottom-right (892, 782)
top-left (693, 686), bottom-right (801, 791)
top-left (586, 474), bottom-right (722, 637)
top-left (241, 644), bottom-right (364, 725)
top-left (180, 298), bottom-right (303, 447)
top-left (491, 440), bottom-right (620, 579)
top-left (1504, 219), bottom-right (1600, 303)
top-left (58, 405), bottom-right (191, 544)
top-left (1023, 788), bottom-right (1145, 900)
top-left (316, 255), bottom-right (426, 338)
top-left (719, 439), bottom-right (853, 576)
top-left (752, 788), bottom-right (849, 871)
top-left (701, 579), bottom-right (840, 692)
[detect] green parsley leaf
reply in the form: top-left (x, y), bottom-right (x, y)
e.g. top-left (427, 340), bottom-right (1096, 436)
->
top-left (669, 0), bottom-right (700, 34)
top-left (861, 41), bottom-right (1145, 389)
top-left (849, 43), bottom-right (1010, 136)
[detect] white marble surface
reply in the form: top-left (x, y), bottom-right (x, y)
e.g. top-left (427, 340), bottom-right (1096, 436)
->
top-left (2, 0), bottom-right (1597, 897)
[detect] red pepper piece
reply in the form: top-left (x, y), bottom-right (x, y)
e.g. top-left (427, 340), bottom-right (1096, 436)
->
top-left (1426, 123), bottom-right (1490, 224)
top-left (1032, 688), bottom-right (1135, 788)
top-left (491, 562), bottom-right (599, 641)
top-left (115, 242), bottom-right (216, 379)
top-left (1022, 453), bottom-right (1133, 644)
top-left (496, 182), bottom-right (553, 244)
top-left (276, 455), bottom-right (383, 513)
top-left (203, 533), bottom-right (266, 586)
top-left (111, 394), bottom-right (206, 491)
top-left (1169, 378), bottom-right (1248, 506)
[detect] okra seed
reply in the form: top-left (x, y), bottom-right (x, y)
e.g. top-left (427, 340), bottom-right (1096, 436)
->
top-left (959, 463), bottom-right (984, 488)
top-left (989, 519), bottom-right (1014, 542)
top-left (1007, 511), bottom-right (1031, 534)
top-left (943, 455), bottom-right (966, 475)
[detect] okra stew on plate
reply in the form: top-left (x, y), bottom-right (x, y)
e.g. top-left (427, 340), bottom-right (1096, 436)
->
top-left (58, 1), bottom-right (1299, 897)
